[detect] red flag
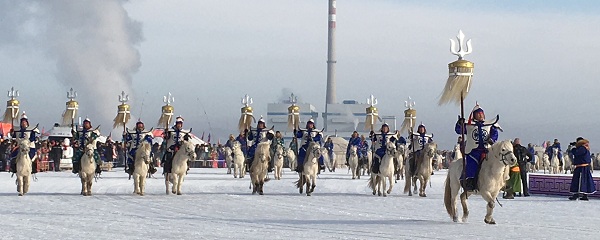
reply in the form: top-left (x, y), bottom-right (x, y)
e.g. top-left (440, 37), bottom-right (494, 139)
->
top-left (208, 133), bottom-right (211, 143)
top-left (201, 131), bottom-right (205, 140)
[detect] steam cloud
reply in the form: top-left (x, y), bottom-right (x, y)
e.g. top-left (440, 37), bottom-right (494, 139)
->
top-left (1, 0), bottom-right (143, 128)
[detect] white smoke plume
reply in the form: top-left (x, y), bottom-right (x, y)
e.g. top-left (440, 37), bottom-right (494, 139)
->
top-left (1, 0), bottom-right (143, 129)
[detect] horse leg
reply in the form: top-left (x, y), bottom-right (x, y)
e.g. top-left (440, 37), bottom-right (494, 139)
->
top-left (176, 174), bottom-right (183, 195)
top-left (298, 174), bottom-right (304, 194)
top-left (80, 174), bottom-right (87, 196)
top-left (133, 174), bottom-right (140, 194)
top-left (87, 177), bottom-right (93, 196)
top-left (24, 175), bottom-right (30, 194)
top-left (412, 176), bottom-right (418, 194)
top-left (460, 192), bottom-right (470, 222)
top-left (305, 176), bottom-right (311, 196)
top-left (382, 176), bottom-right (387, 197)
top-left (17, 176), bottom-right (23, 196)
top-left (171, 173), bottom-right (178, 194)
top-left (310, 175), bottom-right (316, 194)
top-left (387, 174), bottom-right (394, 195)
top-left (419, 177), bottom-right (427, 197)
top-left (165, 173), bottom-right (170, 195)
top-left (258, 179), bottom-right (264, 195)
top-left (140, 174), bottom-right (146, 196)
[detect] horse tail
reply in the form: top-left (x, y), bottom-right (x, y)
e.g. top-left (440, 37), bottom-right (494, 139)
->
top-left (295, 176), bottom-right (304, 189)
top-left (443, 174), bottom-right (454, 217)
top-left (367, 175), bottom-right (375, 191)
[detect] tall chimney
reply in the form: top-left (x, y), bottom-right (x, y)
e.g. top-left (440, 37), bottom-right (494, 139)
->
top-left (324, 0), bottom-right (337, 131)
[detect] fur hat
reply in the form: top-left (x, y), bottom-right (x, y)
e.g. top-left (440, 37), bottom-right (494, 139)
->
top-left (20, 112), bottom-right (29, 124)
top-left (576, 138), bottom-right (589, 147)
top-left (83, 117), bottom-right (91, 124)
top-left (175, 116), bottom-right (184, 123)
top-left (258, 116), bottom-right (265, 124)
top-left (305, 118), bottom-right (315, 128)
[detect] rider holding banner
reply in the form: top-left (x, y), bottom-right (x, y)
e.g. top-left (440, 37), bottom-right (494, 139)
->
top-left (455, 104), bottom-right (500, 191)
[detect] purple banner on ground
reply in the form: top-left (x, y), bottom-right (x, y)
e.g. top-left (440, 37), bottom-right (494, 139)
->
top-left (529, 174), bottom-right (599, 198)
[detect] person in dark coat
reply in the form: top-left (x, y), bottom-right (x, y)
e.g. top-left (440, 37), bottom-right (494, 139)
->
top-left (49, 139), bottom-right (63, 172)
top-left (568, 137), bottom-right (596, 201)
top-left (513, 138), bottom-right (532, 197)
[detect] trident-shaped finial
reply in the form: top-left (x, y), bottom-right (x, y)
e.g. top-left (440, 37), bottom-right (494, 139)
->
top-left (7, 87), bottom-right (19, 100)
top-left (163, 92), bottom-right (174, 105)
top-left (242, 94), bottom-right (253, 107)
top-left (67, 88), bottom-right (77, 101)
top-left (450, 30), bottom-right (472, 60)
top-left (289, 93), bottom-right (297, 105)
top-left (118, 91), bottom-right (129, 104)
top-left (367, 94), bottom-right (377, 106)
top-left (405, 96), bottom-right (415, 110)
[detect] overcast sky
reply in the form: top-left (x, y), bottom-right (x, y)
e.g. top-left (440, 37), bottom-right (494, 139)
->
top-left (1, 0), bottom-right (600, 149)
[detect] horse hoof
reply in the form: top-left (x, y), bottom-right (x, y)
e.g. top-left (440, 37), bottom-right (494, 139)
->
top-left (484, 219), bottom-right (496, 224)
top-left (259, 192), bottom-right (264, 195)
top-left (172, 191), bottom-right (176, 194)
top-left (18, 193), bottom-right (23, 196)
top-left (378, 192), bottom-right (382, 196)
top-left (452, 217), bottom-right (458, 222)
top-left (372, 192), bottom-right (376, 195)
top-left (383, 194), bottom-right (387, 197)
top-left (140, 193), bottom-right (144, 196)
top-left (307, 193), bottom-right (311, 196)
top-left (387, 190), bottom-right (391, 194)
top-left (419, 193), bottom-right (427, 197)
top-left (177, 192), bottom-right (182, 195)
top-left (352, 177), bottom-right (355, 179)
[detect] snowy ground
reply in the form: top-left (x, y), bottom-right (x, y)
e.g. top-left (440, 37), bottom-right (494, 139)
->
top-left (0, 167), bottom-right (597, 240)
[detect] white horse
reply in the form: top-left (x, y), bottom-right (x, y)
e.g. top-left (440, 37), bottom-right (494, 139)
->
top-left (15, 139), bottom-right (33, 196)
top-left (368, 141), bottom-right (396, 197)
top-left (563, 145), bottom-right (574, 174)
top-left (165, 140), bottom-right (196, 195)
top-left (250, 142), bottom-right (271, 195)
top-left (224, 147), bottom-right (234, 174)
top-left (231, 141), bottom-right (246, 178)
top-left (542, 153), bottom-right (551, 173)
top-left (444, 140), bottom-right (517, 224)
top-left (274, 145), bottom-right (284, 180)
top-left (528, 155), bottom-right (539, 172)
top-left (80, 138), bottom-right (97, 196)
top-left (394, 143), bottom-right (406, 181)
top-left (550, 148), bottom-right (561, 174)
top-left (132, 141), bottom-right (152, 196)
top-left (405, 142), bottom-right (437, 197)
top-left (286, 148), bottom-right (297, 172)
top-left (361, 149), bottom-right (373, 176)
top-left (348, 145), bottom-right (359, 179)
top-left (322, 147), bottom-right (336, 172)
top-left (296, 142), bottom-right (321, 196)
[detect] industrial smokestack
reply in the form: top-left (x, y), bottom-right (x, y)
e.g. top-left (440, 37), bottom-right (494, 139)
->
top-left (324, 0), bottom-right (337, 131)
top-left (326, 0), bottom-right (337, 105)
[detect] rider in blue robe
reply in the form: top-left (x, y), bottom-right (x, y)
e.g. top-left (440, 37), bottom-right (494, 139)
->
top-left (162, 116), bottom-right (190, 174)
top-left (295, 119), bottom-right (324, 173)
top-left (345, 131), bottom-right (361, 166)
top-left (71, 117), bottom-right (102, 174)
top-left (369, 123), bottom-right (397, 174)
top-left (546, 139), bottom-right (563, 166)
top-left (246, 117), bottom-right (274, 169)
top-left (10, 114), bottom-right (39, 173)
top-left (124, 120), bottom-right (154, 175)
top-left (408, 124), bottom-right (433, 176)
top-left (455, 105), bottom-right (499, 191)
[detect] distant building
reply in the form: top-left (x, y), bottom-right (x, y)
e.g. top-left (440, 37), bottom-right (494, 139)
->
top-left (266, 100), bottom-right (396, 139)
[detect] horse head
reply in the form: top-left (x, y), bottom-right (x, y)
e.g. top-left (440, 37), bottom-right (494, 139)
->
top-left (232, 141), bottom-right (240, 151)
top-left (396, 144), bottom-right (406, 156)
top-left (425, 142), bottom-right (437, 158)
top-left (138, 141), bottom-right (152, 164)
top-left (489, 140), bottom-right (517, 166)
top-left (350, 145), bottom-right (358, 156)
top-left (385, 141), bottom-right (397, 156)
top-left (307, 142), bottom-right (321, 163)
top-left (17, 139), bottom-right (30, 152)
top-left (276, 145), bottom-right (284, 158)
top-left (182, 140), bottom-right (197, 160)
